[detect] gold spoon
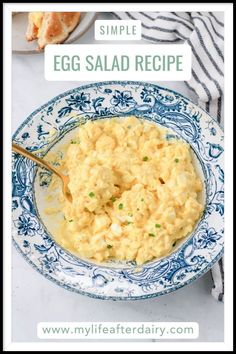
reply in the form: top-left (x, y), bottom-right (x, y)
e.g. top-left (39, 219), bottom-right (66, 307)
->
top-left (12, 142), bottom-right (72, 203)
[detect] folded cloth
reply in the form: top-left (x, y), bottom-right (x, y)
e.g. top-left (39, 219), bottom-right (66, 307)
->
top-left (211, 257), bottom-right (224, 302)
top-left (112, 11), bottom-right (224, 302)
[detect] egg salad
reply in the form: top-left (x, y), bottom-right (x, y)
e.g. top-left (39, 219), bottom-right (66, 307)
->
top-left (56, 116), bottom-right (203, 265)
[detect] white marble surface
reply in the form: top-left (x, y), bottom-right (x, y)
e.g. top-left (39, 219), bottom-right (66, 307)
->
top-left (11, 12), bottom-right (223, 343)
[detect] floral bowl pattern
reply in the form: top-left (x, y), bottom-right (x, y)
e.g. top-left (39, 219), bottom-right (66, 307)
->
top-left (12, 81), bottom-right (224, 300)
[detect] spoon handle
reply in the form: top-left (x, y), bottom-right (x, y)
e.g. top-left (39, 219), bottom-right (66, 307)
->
top-left (12, 142), bottom-right (62, 178)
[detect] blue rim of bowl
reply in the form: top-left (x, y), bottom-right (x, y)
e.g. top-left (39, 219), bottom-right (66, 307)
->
top-left (12, 238), bottom-right (224, 301)
top-left (12, 80), bottom-right (224, 300)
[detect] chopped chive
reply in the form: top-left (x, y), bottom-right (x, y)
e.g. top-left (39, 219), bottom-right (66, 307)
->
top-left (107, 244), bottom-right (113, 249)
top-left (143, 156), bottom-right (149, 161)
top-left (118, 203), bottom-right (123, 210)
top-left (70, 140), bottom-right (77, 144)
top-left (137, 208), bottom-right (140, 211)
top-left (155, 223), bottom-right (161, 228)
top-left (141, 198), bottom-right (144, 202)
top-left (69, 219), bottom-right (74, 222)
top-left (88, 192), bottom-right (95, 198)
top-left (174, 158), bottom-right (179, 163)
top-left (149, 233), bottom-right (156, 237)
top-left (127, 125), bottom-right (132, 129)
top-left (128, 212), bottom-right (133, 217)
top-left (125, 221), bottom-right (133, 225)
top-left (110, 196), bottom-right (117, 203)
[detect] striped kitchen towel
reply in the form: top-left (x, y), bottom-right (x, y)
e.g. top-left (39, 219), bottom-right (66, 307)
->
top-left (112, 11), bottom-right (224, 302)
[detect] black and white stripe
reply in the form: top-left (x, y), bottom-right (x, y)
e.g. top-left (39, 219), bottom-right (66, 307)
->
top-left (111, 11), bottom-right (224, 302)
top-left (211, 257), bottom-right (224, 302)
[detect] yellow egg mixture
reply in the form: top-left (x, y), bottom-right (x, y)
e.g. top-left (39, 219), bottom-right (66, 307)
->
top-left (55, 116), bottom-right (203, 265)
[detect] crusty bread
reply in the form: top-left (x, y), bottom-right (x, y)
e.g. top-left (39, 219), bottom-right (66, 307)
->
top-left (26, 12), bottom-right (44, 42)
top-left (26, 12), bottom-right (81, 50)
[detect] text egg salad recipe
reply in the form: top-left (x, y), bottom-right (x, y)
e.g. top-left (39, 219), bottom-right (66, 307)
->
top-left (54, 54), bottom-right (183, 72)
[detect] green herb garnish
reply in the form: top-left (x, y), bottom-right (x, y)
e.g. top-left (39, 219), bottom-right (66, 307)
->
top-left (174, 158), bottom-right (179, 163)
top-left (118, 203), bottom-right (123, 210)
top-left (69, 219), bottom-right (74, 222)
top-left (143, 156), bottom-right (149, 161)
top-left (88, 192), bottom-right (95, 198)
top-left (110, 196), bottom-right (117, 203)
top-left (149, 233), bottom-right (156, 237)
top-left (107, 244), bottom-right (113, 249)
top-left (141, 198), bottom-right (144, 202)
top-left (155, 223), bottom-right (161, 228)
top-left (70, 140), bottom-right (77, 144)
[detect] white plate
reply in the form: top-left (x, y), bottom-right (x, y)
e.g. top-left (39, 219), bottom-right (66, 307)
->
top-left (12, 12), bottom-right (97, 54)
top-left (12, 81), bottom-right (224, 300)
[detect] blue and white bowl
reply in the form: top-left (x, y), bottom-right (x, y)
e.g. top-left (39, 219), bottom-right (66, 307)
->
top-left (12, 81), bottom-right (224, 300)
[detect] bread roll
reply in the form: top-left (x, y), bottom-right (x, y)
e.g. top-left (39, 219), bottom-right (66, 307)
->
top-left (26, 12), bottom-right (81, 50)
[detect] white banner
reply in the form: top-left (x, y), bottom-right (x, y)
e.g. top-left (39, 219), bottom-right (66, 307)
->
top-left (95, 20), bottom-right (142, 40)
top-left (37, 322), bottom-right (199, 340)
top-left (44, 44), bottom-right (192, 81)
